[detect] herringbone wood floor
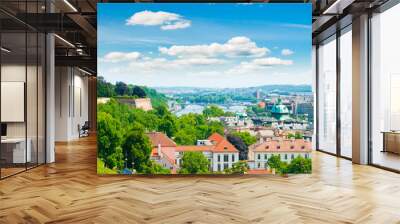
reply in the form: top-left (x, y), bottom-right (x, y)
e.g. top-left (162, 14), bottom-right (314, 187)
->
top-left (1, 136), bottom-right (400, 224)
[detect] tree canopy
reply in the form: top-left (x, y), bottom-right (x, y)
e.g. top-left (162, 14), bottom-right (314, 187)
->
top-left (203, 105), bottom-right (225, 117)
top-left (230, 131), bottom-right (257, 147)
top-left (122, 124), bottom-right (153, 173)
top-left (227, 134), bottom-right (248, 160)
top-left (179, 151), bottom-right (210, 174)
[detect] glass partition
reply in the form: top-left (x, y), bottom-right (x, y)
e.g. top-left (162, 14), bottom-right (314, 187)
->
top-left (1, 30), bottom-right (28, 177)
top-left (339, 27), bottom-right (352, 158)
top-left (0, 1), bottom-right (46, 179)
top-left (370, 3), bottom-right (400, 171)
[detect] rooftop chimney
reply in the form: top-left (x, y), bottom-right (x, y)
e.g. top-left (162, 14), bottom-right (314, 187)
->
top-left (158, 143), bottom-right (162, 158)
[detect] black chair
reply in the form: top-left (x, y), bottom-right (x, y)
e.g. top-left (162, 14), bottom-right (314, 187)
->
top-left (79, 121), bottom-right (90, 138)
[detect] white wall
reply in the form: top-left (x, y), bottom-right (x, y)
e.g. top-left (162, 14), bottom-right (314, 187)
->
top-left (55, 67), bottom-right (89, 141)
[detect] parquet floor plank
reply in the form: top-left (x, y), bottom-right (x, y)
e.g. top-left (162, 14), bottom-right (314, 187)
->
top-left (0, 136), bottom-right (399, 223)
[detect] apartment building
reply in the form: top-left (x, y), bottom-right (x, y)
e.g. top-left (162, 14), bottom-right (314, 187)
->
top-left (248, 139), bottom-right (312, 170)
top-left (147, 132), bottom-right (239, 172)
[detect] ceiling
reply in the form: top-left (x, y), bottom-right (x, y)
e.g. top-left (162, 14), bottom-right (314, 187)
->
top-left (1, 0), bottom-right (395, 74)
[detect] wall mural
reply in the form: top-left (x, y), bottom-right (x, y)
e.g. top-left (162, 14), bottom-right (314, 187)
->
top-left (97, 3), bottom-right (313, 175)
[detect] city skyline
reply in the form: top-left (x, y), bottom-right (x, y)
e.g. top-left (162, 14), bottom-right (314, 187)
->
top-left (98, 3), bottom-right (312, 88)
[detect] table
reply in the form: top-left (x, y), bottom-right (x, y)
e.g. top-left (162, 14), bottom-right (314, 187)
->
top-left (1, 138), bottom-right (31, 164)
top-left (382, 131), bottom-right (400, 154)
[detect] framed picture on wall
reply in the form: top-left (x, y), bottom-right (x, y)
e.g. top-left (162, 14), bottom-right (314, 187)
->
top-left (97, 3), bottom-right (313, 175)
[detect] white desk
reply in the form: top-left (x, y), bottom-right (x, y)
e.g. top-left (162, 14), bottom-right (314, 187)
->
top-left (1, 138), bottom-right (31, 163)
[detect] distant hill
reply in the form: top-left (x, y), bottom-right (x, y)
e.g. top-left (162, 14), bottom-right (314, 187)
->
top-left (155, 85), bottom-right (312, 95)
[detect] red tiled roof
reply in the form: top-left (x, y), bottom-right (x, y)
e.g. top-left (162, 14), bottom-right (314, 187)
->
top-left (175, 145), bottom-right (214, 152)
top-left (251, 139), bottom-right (312, 153)
top-left (208, 133), bottom-right (224, 143)
top-left (151, 146), bottom-right (176, 165)
top-left (147, 132), bottom-right (177, 147)
top-left (208, 133), bottom-right (238, 153)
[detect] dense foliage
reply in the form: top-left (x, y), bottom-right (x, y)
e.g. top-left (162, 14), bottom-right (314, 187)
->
top-left (230, 131), bottom-right (257, 147)
top-left (286, 157), bottom-right (312, 174)
top-left (97, 76), bottom-right (167, 108)
top-left (226, 134), bottom-right (248, 160)
top-left (224, 161), bottom-right (249, 174)
top-left (246, 105), bottom-right (270, 117)
top-left (267, 155), bottom-right (312, 175)
top-left (287, 132), bottom-right (304, 139)
top-left (179, 151), bottom-right (210, 174)
top-left (226, 131), bottom-right (256, 160)
top-left (97, 98), bottom-right (224, 174)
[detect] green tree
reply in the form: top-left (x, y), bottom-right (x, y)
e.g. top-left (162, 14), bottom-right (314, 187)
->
top-left (105, 146), bottom-right (124, 170)
top-left (142, 161), bottom-right (171, 174)
top-left (206, 121), bottom-right (224, 137)
top-left (97, 76), bottom-right (115, 97)
top-left (122, 124), bottom-right (152, 173)
top-left (158, 114), bottom-right (176, 137)
top-left (132, 86), bottom-right (147, 98)
top-left (97, 112), bottom-right (122, 168)
top-left (115, 81), bottom-right (129, 96)
top-left (203, 105), bottom-right (225, 117)
top-left (287, 133), bottom-right (295, 139)
top-left (278, 161), bottom-right (289, 175)
top-left (227, 134), bottom-right (248, 160)
top-left (225, 161), bottom-right (249, 174)
top-left (294, 132), bottom-right (304, 139)
top-left (179, 151), bottom-right (210, 174)
top-left (287, 156), bottom-right (312, 174)
top-left (267, 155), bottom-right (282, 170)
top-left (174, 130), bottom-right (196, 145)
top-left (230, 131), bottom-right (257, 147)
top-left (97, 158), bottom-right (118, 174)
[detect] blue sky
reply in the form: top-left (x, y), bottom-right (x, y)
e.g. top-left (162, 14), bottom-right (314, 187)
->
top-left (98, 3), bottom-right (312, 88)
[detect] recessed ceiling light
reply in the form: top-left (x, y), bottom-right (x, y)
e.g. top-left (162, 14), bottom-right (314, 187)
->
top-left (1, 47), bottom-right (11, 53)
top-left (78, 67), bottom-right (92, 76)
top-left (54, 34), bottom-right (75, 48)
top-left (63, 0), bottom-right (78, 12)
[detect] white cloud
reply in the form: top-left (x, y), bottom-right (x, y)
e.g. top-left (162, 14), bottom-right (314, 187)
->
top-left (282, 23), bottom-right (311, 29)
top-left (101, 51), bottom-right (141, 63)
top-left (227, 57), bottom-right (293, 74)
top-left (252, 57), bottom-right (293, 66)
top-left (126, 56), bottom-right (225, 73)
top-left (159, 36), bottom-right (268, 58)
top-left (126, 10), bottom-right (191, 30)
top-left (281, 49), bottom-right (294, 56)
top-left (161, 20), bottom-right (191, 30)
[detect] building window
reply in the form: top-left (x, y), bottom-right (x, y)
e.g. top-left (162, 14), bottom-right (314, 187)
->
top-left (305, 154), bottom-right (308, 159)
top-left (318, 35), bottom-right (337, 155)
top-left (257, 154), bottom-right (261, 160)
top-left (224, 163), bottom-right (229, 170)
top-left (257, 163), bottom-right (260, 168)
top-left (264, 154), bottom-right (268, 160)
top-left (218, 155), bottom-right (221, 162)
top-left (224, 154), bottom-right (229, 162)
top-left (218, 164), bottom-right (221, 171)
top-left (284, 154), bottom-right (288, 160)
top-left (291, 154), bottom-right (294, 159)
top-left (231, 154), bottom-right (235, 162)
top-left (277, 146), bottom-right (281, 149)
top-left (290, 146), bottom-right (294, 149)
top-left (265, 163), bottom-right (268, 169)
top-left (340, 27), bottom-right (353, 158)
top-left (265, 146), bottom-right (269, 149)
